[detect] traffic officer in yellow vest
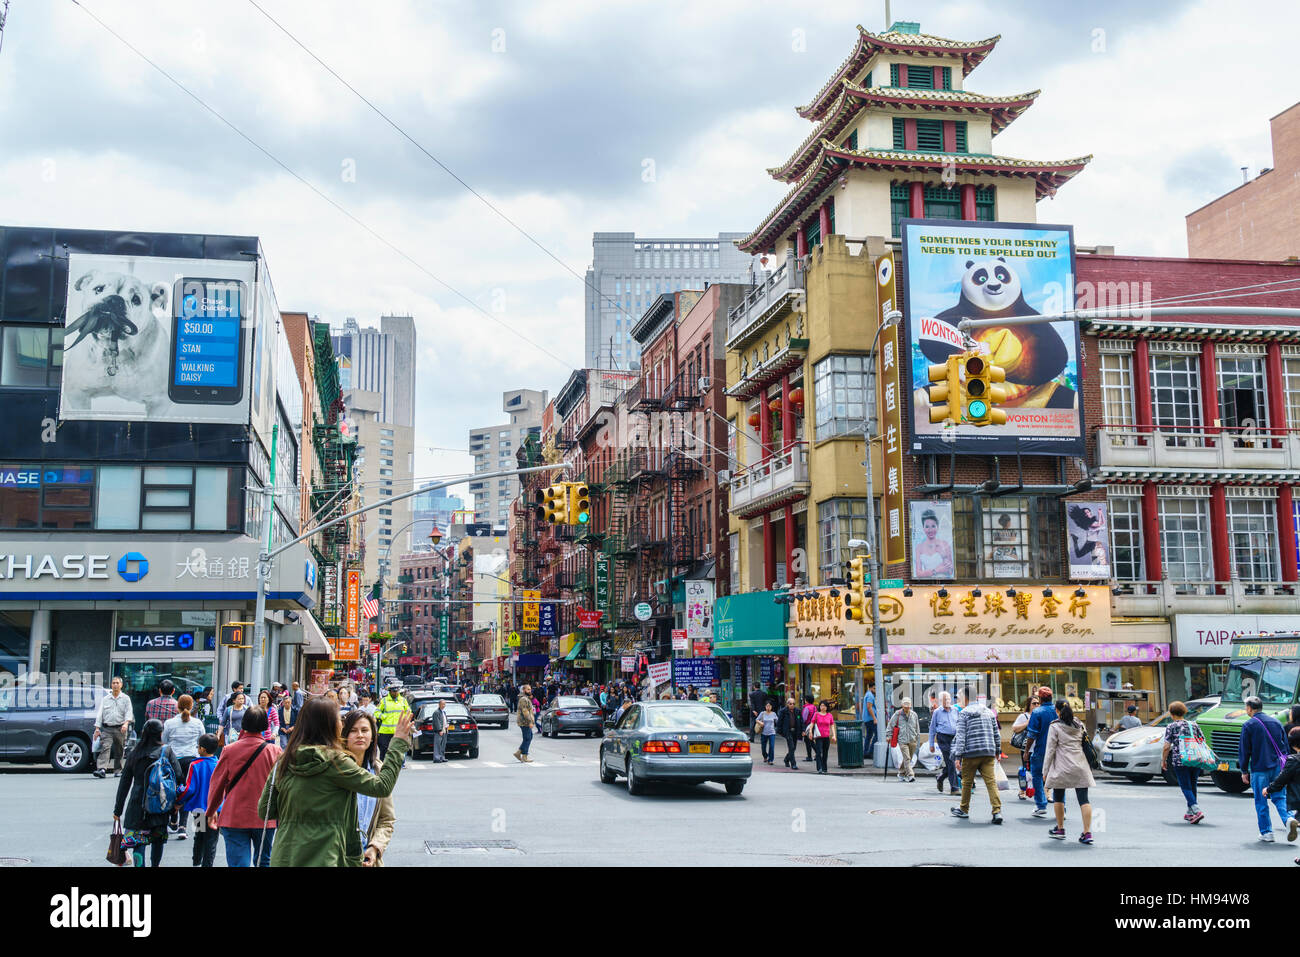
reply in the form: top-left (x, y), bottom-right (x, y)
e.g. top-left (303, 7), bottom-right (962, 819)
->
top-left (376, 685), bottom-right (411, 760)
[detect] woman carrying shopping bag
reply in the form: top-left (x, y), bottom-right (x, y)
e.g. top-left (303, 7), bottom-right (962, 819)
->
top-left (807, 700), bottom-right (837, 774)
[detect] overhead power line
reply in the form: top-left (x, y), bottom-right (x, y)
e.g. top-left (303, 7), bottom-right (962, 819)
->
top-left (68, 0), bottom-right (574, 370)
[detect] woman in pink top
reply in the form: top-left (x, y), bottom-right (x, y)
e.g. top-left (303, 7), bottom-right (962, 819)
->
top-left (257, 690), bottom-right (280, 743)
top-left (808, 700), bottom-right (838, 774)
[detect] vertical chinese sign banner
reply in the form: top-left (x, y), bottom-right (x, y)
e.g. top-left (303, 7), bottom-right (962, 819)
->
top-left (439, 614), bottom-right (449, 660)
top-left (877, 251), bottom-right (906, 573)
top-left (345, 570), bottom-right (361, 636)
top-left (595, 555), bottom-right (609, 611)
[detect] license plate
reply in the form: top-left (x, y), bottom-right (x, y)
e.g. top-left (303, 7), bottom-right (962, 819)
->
top-left (689, 743), bottom-right (711, 754)
top-left (1102, 753), bottom-right (1113, 764)
top-left (1217, 762), bottom-right (1229, 771)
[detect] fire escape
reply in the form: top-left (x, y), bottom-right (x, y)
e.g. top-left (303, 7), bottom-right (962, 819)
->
top-left (309, 323), bottom-right (357, 639)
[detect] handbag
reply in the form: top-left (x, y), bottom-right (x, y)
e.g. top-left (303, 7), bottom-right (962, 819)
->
top-left (1010, 729), bottom-right (1028, 752)
top-left (1177, 721), bottom-right (1218, 772)
top-left (106, 819), bottom-right (126, 867)
top-left (1079, 724), bottom-right (1100, 770)
top-left (889, 725), bottom-right (899, 748)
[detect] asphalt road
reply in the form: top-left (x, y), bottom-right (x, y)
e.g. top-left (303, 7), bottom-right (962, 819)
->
top-left (2, 727), bottom-right (1296, 867)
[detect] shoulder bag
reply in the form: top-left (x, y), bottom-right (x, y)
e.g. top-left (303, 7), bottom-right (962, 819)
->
top-left (1078, 723), bottom-right (1100, 770)
top-left (106, 818), bottom-right (127, 867)
top-left (224, 741), bottom-right (269, 796)
top-left (1252, 714), bottom-right (1289, 766)
top-left (1177, 721), bottom-right (1218, 771)
top-left (1010, 728), bottom-right (1029, 752)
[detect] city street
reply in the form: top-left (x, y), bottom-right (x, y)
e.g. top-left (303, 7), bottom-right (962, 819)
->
top-left (3, 727), bottom-right (1296, 867)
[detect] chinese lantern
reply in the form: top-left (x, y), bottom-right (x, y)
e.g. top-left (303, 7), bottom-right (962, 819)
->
top-left (789, 387), bottom-right (804, 407)
top-left (768, 397), bottom-right (782, 412)
top-left (747, 411), bottom-right (760, 428)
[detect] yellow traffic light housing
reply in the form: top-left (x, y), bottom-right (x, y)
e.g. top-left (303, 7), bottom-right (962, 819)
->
top-left (927, 355), bottom-right (962, 426)
top-left (568, 482), bottom-right (591, 525)
top-left (962, 351), bottom-right (1008, 426)
top-left (844, 556), bottom-right (867, 621)
top-left (534, 484), bottom-right (569, 524)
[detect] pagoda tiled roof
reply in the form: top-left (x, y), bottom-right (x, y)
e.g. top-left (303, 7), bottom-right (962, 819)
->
top-left (768, 82), bottom-right (1041, 183)
top-left (797, 25), bottom-right (1000, 122)
top-left (737, 142), bottom-right (1091, 253)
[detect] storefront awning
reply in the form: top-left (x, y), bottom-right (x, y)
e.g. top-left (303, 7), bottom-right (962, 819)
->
top-left (300, 612), bottom-right (331, 657)
top-left (712, 638), bottom-right (788, 657)
top-left (564, 640), bottom-right (586, 661)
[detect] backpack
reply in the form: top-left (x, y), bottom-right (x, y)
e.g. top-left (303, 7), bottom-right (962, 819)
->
top-left (145, 748), bottom-right (178, 815)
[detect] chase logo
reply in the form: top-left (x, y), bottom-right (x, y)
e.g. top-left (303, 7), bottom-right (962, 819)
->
top-left (176, 632), bottom-right (195, 650)
top-left (116, 552), bottom-right (149, 583)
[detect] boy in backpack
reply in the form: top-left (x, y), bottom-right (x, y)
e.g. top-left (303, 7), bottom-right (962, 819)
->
top-left (177, 733), bottom-right (220, 866)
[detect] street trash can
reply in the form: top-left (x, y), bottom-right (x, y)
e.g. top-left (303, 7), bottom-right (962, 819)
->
top-left (836, 721), bottom-right (864, 769)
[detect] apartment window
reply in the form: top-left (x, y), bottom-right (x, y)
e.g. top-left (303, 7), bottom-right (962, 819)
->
top-left (380, 429), bottom-right (394, 437)
top-left (953, 123), bottom-right (968, 153)
top-left (379, 468), bottom-right (392, 477)
top-left (1158, 496), bottom-right (1213, 584)
top-left (975, 186), bottom-right (995, 221)
top-left (813, 354), bottom-right (869, 438)
top-left (1216, 354), bottom-right (1268, 433)
top-left (1227, 495), bottom-right (1278, 584)
top-left (922, 184), bottom-right (961, 219)
top-left (915, 119), bottom-right (943, 152)
top-left (890, 183), bottom-right (910, 236)
top-left (1099, 351), bottom-right (1134, 426)
top-left (951, 497), bottom-right (1061, 580)
top-left (818, 498), bottom-right (872, 582)
top-left (0, 326), bottom-right (64, 388)
top-left (1107, 495), bottom-right (1144, 582)
top-left (381, 458), bottom-right (393, 467)
top-left (890, 62), bottom-right (937, 89)
top-left (892, 118), bottom-right (907, 150)
top-left (1149, 353), bottom-right (1201, 435)
top-left (1284, 355), bottom-right (1300, 428)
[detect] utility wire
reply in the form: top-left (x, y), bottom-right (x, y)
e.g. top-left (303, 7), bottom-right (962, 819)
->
top-left (68, 0), bottom-right (574, 370)
top-left (244, 0), bottom-right (661, 343)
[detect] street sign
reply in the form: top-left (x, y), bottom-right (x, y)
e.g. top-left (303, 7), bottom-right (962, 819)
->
top-left (576, 608), bottom-right (603, 629)
top-left (332, 637), bottom-right (361, 661)
top-left (522, 589), bottom-right (540, 631)
top-left (647, 661), bottom-right (672, 687)
top-left (693, 640), bottom-right (711, 657)
top-left (345, 570), bottom-right (361, 635)
top-left (507, 631), bottom-right (522, 647)
top-left (671, 628), bottom-right (688, 651)
top-left (539, 602), bottom-right (557, 638)
top-left (634, 602), bottom-right (653, 622)
top-left (439, 615), bottom-right (449, 658)
top-left (219, 623), bottom-right (244, 647)
top-left (369, 641), bottom-right (380, 657)
top-left (620, 655), bottom-right (636, 672)
top-left (880, 579), bottom-right (904, 589)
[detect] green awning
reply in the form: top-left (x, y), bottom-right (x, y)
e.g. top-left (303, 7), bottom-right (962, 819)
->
top-left (711, 638), bottom-right (787, 657)
top-left (564, 640), bottom-right (586, 661)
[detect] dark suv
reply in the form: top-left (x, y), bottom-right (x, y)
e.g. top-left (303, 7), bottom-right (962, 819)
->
top-left (0, 684), bottom-right (104, 772)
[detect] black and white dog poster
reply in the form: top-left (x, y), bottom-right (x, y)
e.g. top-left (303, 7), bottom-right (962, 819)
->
top-left (60, 253), bottom-right (255, 424)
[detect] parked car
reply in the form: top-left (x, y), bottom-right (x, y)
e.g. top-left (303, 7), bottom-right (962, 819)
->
top-left (1100, 696), bottom-right (1220, 784)
top-left (413, 702), bottom-right (479, 759)
top-left (0, 684), bottom-right (104, 772)
top-left (469, 694), bottom-right (510, 728)
top-left (540, 696), bottom-right (604, 738)
top-left (599, 700), bottom-right (752, 795)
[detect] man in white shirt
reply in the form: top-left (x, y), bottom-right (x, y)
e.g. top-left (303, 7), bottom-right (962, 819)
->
top-left (93, 677), bottom-right (133, 778)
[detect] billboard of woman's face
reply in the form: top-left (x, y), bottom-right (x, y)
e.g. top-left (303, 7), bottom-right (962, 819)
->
top-left (910, 501), bottom-right (954, 580)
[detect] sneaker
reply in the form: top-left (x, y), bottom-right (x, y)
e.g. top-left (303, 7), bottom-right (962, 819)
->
top-left (1048, 826), bottom-right (1065, 839)
top-left (522, 755), bottom-right (534, 763)
top-left (991, 814), bottom-right (1003, 825)
top-left (1188, 811), bottom-right (1205, 824)
top-left (1079, 832), bottom-right (1094, 845)
top-left (176, 832), bottom-right (187, 841)
top-left (92, 769), bottom-right (106, 779)
top-left (907, 776), bottom-right (916, 783)
top-left (1260, 832), bottom-right (1275, 843)
top-left (950, 807), bottom-right (969, 818)
top-left (1182, 812), bottom-right (1194, 822)
top-left (897, 772), bottom-right (906, 781)
top-left (1032, 807), bottom-right (1048, 818)
top-left (1288, 818), bottom-right (1299, 842)
top-left (513, 750), bottom-right (522, 762)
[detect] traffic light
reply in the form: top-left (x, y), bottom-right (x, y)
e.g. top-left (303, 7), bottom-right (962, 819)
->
top-left (844, 556), bottom-right (867, 622)
top-left (534, 484), bottom-right (569, 524)
top-left (927, 354), bottom-right (962, 426)
top-left (962, 351), bottom-right (1008, 426)
top-left (568, 482), bottom-right (591, 525)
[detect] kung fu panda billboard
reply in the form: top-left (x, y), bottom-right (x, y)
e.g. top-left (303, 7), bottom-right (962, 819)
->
top-left (900, 219), bottom-right (1083, 457)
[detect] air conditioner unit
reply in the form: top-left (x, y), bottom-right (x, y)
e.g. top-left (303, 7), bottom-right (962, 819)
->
top-left (697, 376), bottom-right (711, 392)
top-left (717, 469), bottom-right (731, 483)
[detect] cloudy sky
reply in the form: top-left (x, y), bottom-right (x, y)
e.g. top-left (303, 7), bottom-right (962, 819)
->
top-left (2, 0), bottom-right (1296, 489)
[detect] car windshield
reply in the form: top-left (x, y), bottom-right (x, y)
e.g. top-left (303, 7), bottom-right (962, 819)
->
top-left (1224, 658), bottom-right (1300, 704)
top-left (472, 695), bottom-right (504, 706)
top-left (1151, 701), bottom-right (1213, 726)
top-left (645, 705), bottom-right (731, 730)
top-left (421, 704), bottom-right (469, 719)
top-left (557, 697), bottom-right (597, 708)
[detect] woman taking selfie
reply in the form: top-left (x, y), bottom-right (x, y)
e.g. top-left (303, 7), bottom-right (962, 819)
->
top-left (258, 696), bottom-right (411, 867)
top-left (340, 709), bottom-right (396, 866)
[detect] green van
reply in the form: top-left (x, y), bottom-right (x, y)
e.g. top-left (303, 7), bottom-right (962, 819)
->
top-left (1197, 636), bottom-right (1300, 793)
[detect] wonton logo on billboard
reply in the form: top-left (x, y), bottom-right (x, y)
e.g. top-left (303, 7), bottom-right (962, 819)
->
top-left (901, 220), bottom-right (1083, 456)
top-left (60, 253), bottom-right (255, 424)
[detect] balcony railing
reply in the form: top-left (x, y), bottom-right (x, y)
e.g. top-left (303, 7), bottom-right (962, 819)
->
top-left (728, 442), bottom-right (809, 514)
top-left (629, 447), bottom-right (668, 480)
top-left (625, 378), bottom-right (662, 412)
top-left (1095, 424), bottom-right (1300, 473)
top-left (726, 253), bottom-right (805, 347)
top-left (1110, 579), bottom-right (1300, 617)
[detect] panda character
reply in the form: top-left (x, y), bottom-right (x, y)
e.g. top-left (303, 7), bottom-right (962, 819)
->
top-left (921, 256), bottom-right (1075, 410)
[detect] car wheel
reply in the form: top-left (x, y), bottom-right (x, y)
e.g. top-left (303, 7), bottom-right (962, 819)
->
top-left (50, 735), bottom-right (91, 773)
top-left (1129, 774), bottom-right (1153, 783)
top-left (599, 750), bottom-right (617, 784)
top-left (724, 780), bottom-right (745, 796)
top-left (626, 759), bottom-right (645, 795)
top-left (468, 748), bottom-right (479, 759)
top-left (1211, 770), bottom-right (1250, 794)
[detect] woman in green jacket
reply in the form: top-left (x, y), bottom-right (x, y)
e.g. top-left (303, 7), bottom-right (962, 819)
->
top-left (258, 696), bottom-right (412, 867)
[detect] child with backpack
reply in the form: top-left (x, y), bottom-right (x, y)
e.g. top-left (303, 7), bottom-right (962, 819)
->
top-left (176, 733), bottom-right (220, 866)
top-left (112, 718), bottom-right (182, 867)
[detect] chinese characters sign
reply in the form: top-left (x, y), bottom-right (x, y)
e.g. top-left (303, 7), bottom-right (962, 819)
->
top-left (345, 570), bottom-right (361, 636)
top-left (876, 252), bottom-right (906, 570)
top-left (522, 590), bottom-right (540, 631)
top-left (595, 555), bottom-right (610, 610)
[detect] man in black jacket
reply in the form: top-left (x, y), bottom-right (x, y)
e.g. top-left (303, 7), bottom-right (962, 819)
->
top-left (748, 686), bottom-right (766, 740)
top-left (1263, 726), bottom-right (1300, 846)
top-left (776, 697), bottom-right (802, 770)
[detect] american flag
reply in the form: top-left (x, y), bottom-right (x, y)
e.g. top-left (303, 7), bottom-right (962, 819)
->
top-left (362, 594), bottom-right (379, 620)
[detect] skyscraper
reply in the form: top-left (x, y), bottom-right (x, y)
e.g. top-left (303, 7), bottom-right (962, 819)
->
top-left (584, 232), bottom-right (757, 370)
top-left (469, 390), bottom-right (547, 527)
top-left (331, 315), bottom-right (416, 427)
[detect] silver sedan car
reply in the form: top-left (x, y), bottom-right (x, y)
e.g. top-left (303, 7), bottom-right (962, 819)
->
top-left (599, 700), bottom-right (752, 795)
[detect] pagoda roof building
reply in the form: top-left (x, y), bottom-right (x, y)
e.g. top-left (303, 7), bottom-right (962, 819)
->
top-left (738, 21), bottom-right (1090, 255)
